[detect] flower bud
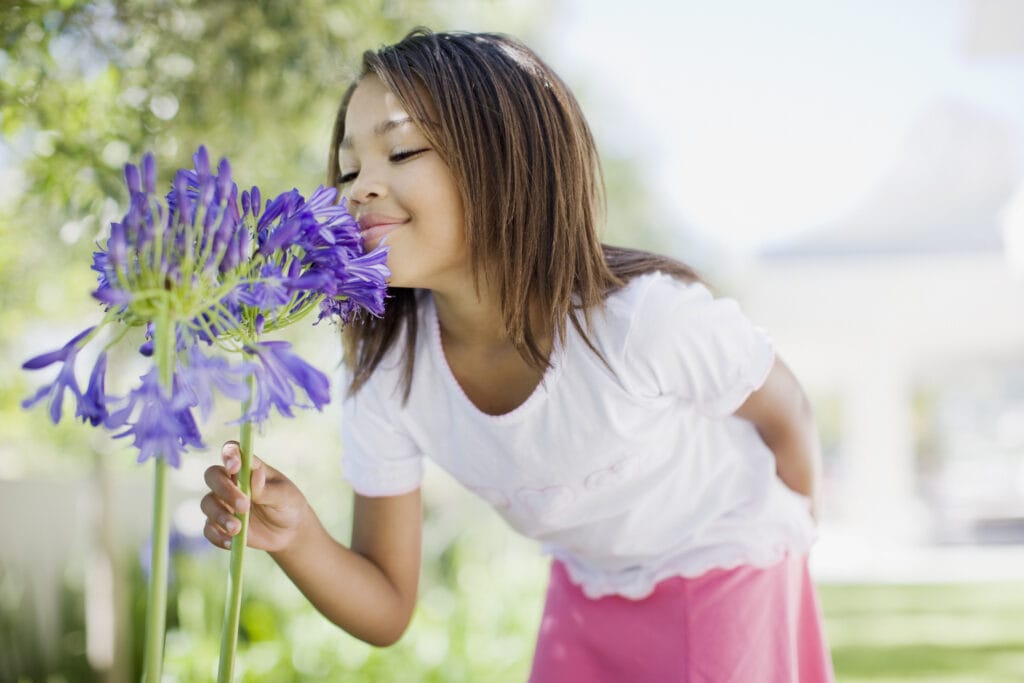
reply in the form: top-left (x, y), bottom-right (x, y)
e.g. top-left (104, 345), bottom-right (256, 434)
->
top-left (216, 159), bottom-right (233, 199)
top-left (124, 163), bottom-right (141, 193)
top-left (193, 145), bottom-right (210, 181)
top-left (250, 186), bottom-right (261, 218)
top-left (141, 153), bottom-right (157, 194)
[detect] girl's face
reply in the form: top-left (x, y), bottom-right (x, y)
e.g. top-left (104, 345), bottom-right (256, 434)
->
top-left (339, 75), bottom-right (468, 290)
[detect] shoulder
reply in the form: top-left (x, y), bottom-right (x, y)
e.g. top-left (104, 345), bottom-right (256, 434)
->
top-left (571, 272), bottom-right (707, 370)
top-left (608, 271), bottom-right (774, 409)
top-left (602, 271), bottom-right (713, 335)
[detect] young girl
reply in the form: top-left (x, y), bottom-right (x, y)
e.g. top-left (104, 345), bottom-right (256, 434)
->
top-left (201, 29), bottom-right (834, 681)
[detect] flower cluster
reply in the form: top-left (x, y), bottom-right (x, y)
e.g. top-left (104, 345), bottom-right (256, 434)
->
top-left (23, 146), bottom-right (389, 467)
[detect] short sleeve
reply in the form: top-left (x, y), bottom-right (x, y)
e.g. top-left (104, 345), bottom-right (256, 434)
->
top-left (340, 374), bottom-right (424, 497)
top-left (623, 274), bottom-right (775, 417)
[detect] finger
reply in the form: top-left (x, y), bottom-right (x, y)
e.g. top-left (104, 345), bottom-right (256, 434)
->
top-left (250, 455), bottom-right (267, 500)
top-left (200, 493), bottom-right (242, 535)
top-left (203, 519), bottom-right (234, 550)
top-left (222, 441), bottom-right (241, 475)
top-left (203, 465), bottom-right (247, 514)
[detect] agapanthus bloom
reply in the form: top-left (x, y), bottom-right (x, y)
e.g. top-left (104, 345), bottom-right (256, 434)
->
top-left (243, 340), bottom-right (332, 423)
top-left (22, 145), bottom-right (390, 683)
top-left (21, 326), bottom-right (94, 424)
top-left (23, 145), bottom-right (391, 466)
top-left (106, 367), bottom-right (205, 468)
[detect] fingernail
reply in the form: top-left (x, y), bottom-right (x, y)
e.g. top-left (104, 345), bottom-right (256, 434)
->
top-left (236, 497), bottom-right (249, 514)
top-left (222, 517), bottom-right (240, 534)
top-left (223, 539), bottom-right (232, 549)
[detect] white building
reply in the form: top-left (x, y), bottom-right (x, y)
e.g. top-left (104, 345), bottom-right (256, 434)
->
top-left (736, 96), bottom-right (1024, 581)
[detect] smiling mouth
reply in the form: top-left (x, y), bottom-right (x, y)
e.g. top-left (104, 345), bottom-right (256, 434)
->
top-left (359, 221), bottom-right (405, 248)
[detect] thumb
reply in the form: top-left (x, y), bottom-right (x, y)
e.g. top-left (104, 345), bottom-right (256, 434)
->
top-left (249, 455), bottom-right (268, 501)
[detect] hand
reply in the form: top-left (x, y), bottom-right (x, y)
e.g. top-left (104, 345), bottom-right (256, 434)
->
top-left (201, 441), bottom-right (309, 553)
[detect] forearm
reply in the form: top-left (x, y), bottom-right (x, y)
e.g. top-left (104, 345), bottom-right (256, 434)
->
top-left (269, 507), bottom-right (416, 646)
top-left (759, 399), bottom-right (823, 515)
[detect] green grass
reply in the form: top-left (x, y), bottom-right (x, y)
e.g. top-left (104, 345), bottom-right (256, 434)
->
top-left (820, 582), bottom-right (1024, 682)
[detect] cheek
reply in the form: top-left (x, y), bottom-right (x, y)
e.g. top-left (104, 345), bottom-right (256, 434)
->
top-left (437, 183), bottom-right (466, 240)
top-left (415, 185), bottom-right (465, 244)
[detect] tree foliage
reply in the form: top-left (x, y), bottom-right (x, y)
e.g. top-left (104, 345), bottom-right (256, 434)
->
top-left (0, 0), bottom-right (480, 472)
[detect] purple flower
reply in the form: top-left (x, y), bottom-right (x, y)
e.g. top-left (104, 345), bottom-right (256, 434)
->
top-left (141, 153), bottom-right (156, 194)
top-left (76, 351), bottom-right (110, 426)
top-left (243, 341), bottom-right (330, 423)
top-left (194, 146), bottom-right (210, 181)
top-left (25, 145), bottom-right (394, 474)
top-left (304, 189), bottom-right (362, 250)
top-left (107, 368), bottom-right (204, 468)
top-left (316, 248), bottom-right (391, 322)
top-left (250, 186), bottom-right (262, 218)
top-left (235, 263), bottom-right (292, 309)
top-left (124, 162), bottom-right (141, 194)
top-left (21, 327), bottom-right (94, 424)
top-left (92, 242), bottom-right (133, 307)
top-left (256, 191), bottom-right (310, 256)
top-left (318, 297), bottom-right (360, 323)
top-left (139, 321), bottom-right (155, 356)
top-left (177, 344), bottom-right (253, 420)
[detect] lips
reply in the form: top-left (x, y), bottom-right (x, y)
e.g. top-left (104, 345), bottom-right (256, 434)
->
top-left (358, 214), bottom-right (407, 248)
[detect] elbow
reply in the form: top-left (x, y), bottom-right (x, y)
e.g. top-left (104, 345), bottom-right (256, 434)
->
top-left (369, 632), bottom-right (405, 649)
top-left (361, 615), bottom-right (413, 648)
top-left (342, 595), bottom-right (416, 648)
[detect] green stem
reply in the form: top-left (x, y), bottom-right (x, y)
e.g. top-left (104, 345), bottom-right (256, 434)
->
top-left (142, 459), bottom-right (169, 683)
top-left (142, 310), bottom-right (175, 682)
top-left (218, 374), bottom-right (255, 683)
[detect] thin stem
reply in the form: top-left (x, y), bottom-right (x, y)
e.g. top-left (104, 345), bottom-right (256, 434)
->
top-left (142, 458), bottom-right (169, 683)
top-left (141, 308), bottom-right (175, 683)
top-left (217, 373), bottom-right (255, 683)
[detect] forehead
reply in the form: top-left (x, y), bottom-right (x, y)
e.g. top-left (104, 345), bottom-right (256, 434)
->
top-left (340, 75), bottom-right (413, 150)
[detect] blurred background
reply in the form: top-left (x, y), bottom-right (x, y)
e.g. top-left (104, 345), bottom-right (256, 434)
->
top-left (2, 0), bottom-right (1023, 681)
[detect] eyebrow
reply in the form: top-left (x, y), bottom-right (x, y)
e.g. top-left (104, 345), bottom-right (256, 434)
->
top-left (339, 117), bottom-right (414, 150)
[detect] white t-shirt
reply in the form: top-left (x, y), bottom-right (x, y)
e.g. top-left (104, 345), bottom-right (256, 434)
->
top-left (341, 272), bottom-right (817, 599)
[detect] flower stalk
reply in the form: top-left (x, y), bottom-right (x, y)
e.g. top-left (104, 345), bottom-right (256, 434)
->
top-left (143, 458), bottom-right (170, 683)
top-left (22, 145), bottom-right (390, 681)
top-left (142, 308), bottom-right (176, 682)
top-left (218, 374), bottom-right (255, 683)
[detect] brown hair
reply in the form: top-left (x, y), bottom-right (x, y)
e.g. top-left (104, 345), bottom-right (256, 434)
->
top-left (328, 28), bottom-right (700, 399)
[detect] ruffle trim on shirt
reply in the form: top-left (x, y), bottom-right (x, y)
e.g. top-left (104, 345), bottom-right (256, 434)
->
top-left (699, 328), bottom-right (776, 418)
top-left (544, 521), bottom-right (818, 601)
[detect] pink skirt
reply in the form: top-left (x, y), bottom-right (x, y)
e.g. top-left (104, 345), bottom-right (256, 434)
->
top-left (529, 553), bottom-right (834, 682)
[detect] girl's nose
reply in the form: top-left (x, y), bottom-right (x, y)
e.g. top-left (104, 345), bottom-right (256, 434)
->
top-left (348, 172), bottom-right (386, 206)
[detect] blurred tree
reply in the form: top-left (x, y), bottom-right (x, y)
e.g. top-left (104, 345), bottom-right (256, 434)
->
top-left (0, 0), bottom-right (486, 473)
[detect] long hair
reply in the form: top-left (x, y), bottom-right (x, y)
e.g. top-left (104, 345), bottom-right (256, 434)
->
top-left (328, 29), bottom-right (700, 399)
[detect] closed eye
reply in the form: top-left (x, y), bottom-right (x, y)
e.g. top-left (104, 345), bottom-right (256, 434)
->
top-left (390, 148), bottom-right (429, 163)
top-left (337, 148), bottom-right (429, 185)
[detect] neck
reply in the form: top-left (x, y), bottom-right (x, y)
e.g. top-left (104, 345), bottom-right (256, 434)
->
top-left (430, 278), bottom-right (551, 358)
top-left (431, 278), bottom-right (513, 351)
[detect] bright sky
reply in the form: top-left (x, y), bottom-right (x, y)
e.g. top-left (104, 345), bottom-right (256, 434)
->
top-left (540, 0), bottom-right (1024, 251)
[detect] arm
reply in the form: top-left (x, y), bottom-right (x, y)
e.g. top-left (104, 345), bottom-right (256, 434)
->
top-left (271, 490), bottom-right (422, 647)
top-left (733, 356), bottom-right (823, 519)
top-left (202, 444), bottom-right (422, 646)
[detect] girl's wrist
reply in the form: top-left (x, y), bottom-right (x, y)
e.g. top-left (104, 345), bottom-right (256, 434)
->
top-left (270, 498), bottom-right (320, 558)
